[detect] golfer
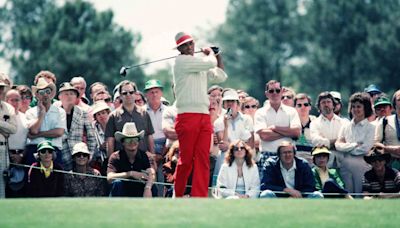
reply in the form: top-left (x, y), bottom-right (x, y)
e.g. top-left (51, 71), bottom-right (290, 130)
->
top-left (173, 32), bottom-right (227, 197)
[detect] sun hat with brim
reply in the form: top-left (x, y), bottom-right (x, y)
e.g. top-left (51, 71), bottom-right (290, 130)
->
top-left (37, 140), bottom-right (55, 152)
top-left (115, 122), bottom-right (145, 143)
top-left (72, 142), bottom-right (91, 156)
top-left (311, 147), bottom-right (331, 156)
top-left (374, 96), bottom-right (392, 108)
top-left (364, 84), bottom-right (382, 95)
top-left (222, 89), bottom-right (240, 101)
top-left (174, 32), bottom-right (194, 49)
top-left (92, 101), bottom-right (111, 117)
top-left (330, 91), bottom-right (342, 101)
top-left (364, 147), bottom-right (391, 164)
top-left (59, 82), bottom-right (79, 96)
top-left (144, 79), bottom-right (163, 91)
top-left (32, 77), bottom-right (57, 94)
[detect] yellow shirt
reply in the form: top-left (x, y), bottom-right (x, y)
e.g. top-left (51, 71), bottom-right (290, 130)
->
top-left (40, 161), bottom-right (54, 178)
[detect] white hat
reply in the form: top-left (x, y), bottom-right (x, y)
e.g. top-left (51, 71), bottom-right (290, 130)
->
top-left (114, 122), bottom-right (145, 143)
top-left (222, 89), bottom-right (240, 101)
top-left (72, 142), bottom-right (91, 156)
top-left (174, 32), bottom-right (194, 49)
top-left (91, 101), bottom-right (111, 117)
top-left (0, 73), bottom-right (11, 87)
top-left (330, 91), bottom-right (341, 101)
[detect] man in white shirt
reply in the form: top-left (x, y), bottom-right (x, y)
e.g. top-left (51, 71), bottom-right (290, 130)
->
top-left (144, 79), bottom-right (167, 196)
top-left (173, 32), bottom-right (227, 197)
top-left (254, 80), bottom-right (301, 178)
top-left (310, 92), bottom-right (349, 168)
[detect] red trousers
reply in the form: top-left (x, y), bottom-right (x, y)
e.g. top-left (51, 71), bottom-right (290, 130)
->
top-left (174, 113), bottom-right (212, 197)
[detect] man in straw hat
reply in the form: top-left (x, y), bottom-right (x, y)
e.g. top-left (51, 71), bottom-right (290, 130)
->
top-left (172, 32), bottom-right (227, 197)
top-left (0, 74), bottom-right (17, 198)
top-left (25, 74), bottom-right (66, 166)
top-left (362, 146), bottom-right (400, 198)
top-left (107, 122), bottom-right (155, 197)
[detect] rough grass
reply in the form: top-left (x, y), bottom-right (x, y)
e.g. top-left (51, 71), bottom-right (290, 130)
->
top-left (0, 198), bottom-right (399, 228)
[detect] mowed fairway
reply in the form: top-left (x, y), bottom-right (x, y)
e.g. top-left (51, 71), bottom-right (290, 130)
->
top-left (0, 198), bottom-right (398, 227)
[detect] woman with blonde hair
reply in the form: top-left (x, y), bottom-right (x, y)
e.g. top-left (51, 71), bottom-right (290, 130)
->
top-left (216, 140), bottom-right (260, 198)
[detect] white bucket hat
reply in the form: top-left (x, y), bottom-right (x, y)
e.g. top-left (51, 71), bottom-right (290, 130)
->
top-left (72, 142), bottom-right (91, 156)
top-left (222, 89), bottom-right (240, 101)
top-left (114, 122), bottom-right (145, 143)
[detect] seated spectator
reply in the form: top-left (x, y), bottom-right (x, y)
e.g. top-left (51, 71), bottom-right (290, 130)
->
top-left (26, 141), bottom-right (64, 197)
top-left (311, 147), bottom-right (351, 199)
top-left (64, 142), bottom-right (105, 196)
top-left (260, 141), bottom-right (323, 198)
top-left (363, 146), bottom-right (400, 199)
top-left (5, 148), bottom-right (26, 198)
top-left (216, 140), bottom-right (260, 199)
top-left (107, 122), bottom-right (155, 197)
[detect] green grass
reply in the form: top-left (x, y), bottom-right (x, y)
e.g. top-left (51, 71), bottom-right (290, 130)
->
top-left (0, 198), bottom-right (399, 227)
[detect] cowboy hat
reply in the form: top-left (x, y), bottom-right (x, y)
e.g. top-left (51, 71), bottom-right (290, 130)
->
top-left (32, 77), bottom-right (57, 94)
top-left (114, 122), bottom-right (145, 143)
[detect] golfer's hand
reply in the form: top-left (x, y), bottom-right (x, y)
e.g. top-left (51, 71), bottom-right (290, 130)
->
top-left (201, 47), bottom-right (213, 56)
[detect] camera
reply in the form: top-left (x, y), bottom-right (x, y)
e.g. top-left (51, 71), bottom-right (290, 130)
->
top-left (3, 115), bottom-right (10, 121)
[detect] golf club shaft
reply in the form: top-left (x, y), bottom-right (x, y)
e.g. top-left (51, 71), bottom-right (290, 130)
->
top-left (127, 50), bottom-right (202, 70)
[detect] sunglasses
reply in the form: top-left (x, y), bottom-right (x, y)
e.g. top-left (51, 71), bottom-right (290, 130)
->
top-left (233, 146), bottom-right (244, 152)
top-left (104, 98), bottom-right (112, 103)
top-left (37, 88), bottom-right (52, 96)
top-left (296, 103), bottom-right (310, 108)
top-left (121, 91), bottom-right (135, 96)
top-left (39, 149), bottom-right (54, 154)
top-left (282, 95), bottom-right (293, 100)
top-left (244, 105), bottom-right (257, 109)
top-left (124, 138), bottom-right (139, 144)
top-left (75, 152), bottom-right (90, 158)
top-left (21, 95), bottom-right (32, 100)
top-left (267, 88), bottom-right (281, 94)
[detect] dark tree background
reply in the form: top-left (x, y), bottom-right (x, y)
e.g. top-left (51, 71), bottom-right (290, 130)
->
top-left (0, 0), bottom-right (145, 89)
top-left (212, 0), bottom-right (400, 105)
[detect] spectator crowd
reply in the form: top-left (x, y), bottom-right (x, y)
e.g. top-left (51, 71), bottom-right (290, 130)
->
top-left (1, 47), bottom-right (400, 199)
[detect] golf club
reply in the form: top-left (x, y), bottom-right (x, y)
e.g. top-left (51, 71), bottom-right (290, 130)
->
top-left (120, 46), bottom-right (220, 77)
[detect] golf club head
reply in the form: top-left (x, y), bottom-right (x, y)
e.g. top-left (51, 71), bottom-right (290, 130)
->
top-left (119, 66), bottom-right (128, 77)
